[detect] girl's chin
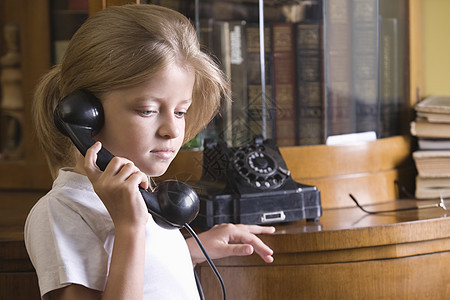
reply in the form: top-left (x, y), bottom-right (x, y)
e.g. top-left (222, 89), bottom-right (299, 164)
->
top-left (137, 157), bottom-right (176, 177)
top-left (143, 165), bottom-right (171, 178)
top-left (149, 170), bottom-right (167, 178)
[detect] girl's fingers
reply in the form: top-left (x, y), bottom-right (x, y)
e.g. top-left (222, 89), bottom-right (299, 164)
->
top-left (84, 141), bottom-right (103, 180)
top-left (83, 141), bottom-right (148, 190)
top-left (119, 163), bottom-right (149, 191)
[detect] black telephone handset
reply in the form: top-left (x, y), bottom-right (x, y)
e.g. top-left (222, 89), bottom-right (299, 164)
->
top-left (53, 90), bottom-right (199, 229)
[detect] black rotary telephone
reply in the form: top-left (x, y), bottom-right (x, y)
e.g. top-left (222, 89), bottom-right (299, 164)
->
top-left (53, 90), bottom-right (199, 229)
top-left (193, 136), bottom-right (322, 228)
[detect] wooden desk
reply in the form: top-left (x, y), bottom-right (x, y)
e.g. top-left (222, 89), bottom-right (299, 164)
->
top-left (197, 200), bottom-right (450, 299)
top-left (1, 192), bottom-right (449, 299)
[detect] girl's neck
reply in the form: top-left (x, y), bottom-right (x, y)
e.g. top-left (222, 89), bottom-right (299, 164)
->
top-left (72, 155), bottom-right (87, 176)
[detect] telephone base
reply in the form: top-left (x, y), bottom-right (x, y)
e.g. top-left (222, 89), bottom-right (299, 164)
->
top-left (192, 181), bottom-right (322, 229)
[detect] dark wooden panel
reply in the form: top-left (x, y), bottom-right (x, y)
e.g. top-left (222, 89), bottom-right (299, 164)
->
top-left (0, 273), bottom-right (40, 300)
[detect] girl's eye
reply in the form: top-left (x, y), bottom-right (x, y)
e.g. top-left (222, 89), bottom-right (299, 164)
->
top-left (138, 110), bottom-right (157, 116)
top-left (175, 111), bottom-right (187, 118)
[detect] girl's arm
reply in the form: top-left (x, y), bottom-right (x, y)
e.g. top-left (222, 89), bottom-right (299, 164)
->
top-left (48, 222), bottom-right (145, 300)
top-left (49, 142), bottom-right (149, 300)
top-left (186, 223), bottom-right (276, 266)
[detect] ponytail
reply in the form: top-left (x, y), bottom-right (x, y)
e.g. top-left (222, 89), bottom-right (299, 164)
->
top-left (32, 65), bottom-right (76, 178)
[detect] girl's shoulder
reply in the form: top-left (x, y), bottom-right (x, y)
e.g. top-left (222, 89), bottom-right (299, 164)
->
top-left (40, 169), bottom-right (105, 212)
top-left (26, 168), bottom-right (112, 237)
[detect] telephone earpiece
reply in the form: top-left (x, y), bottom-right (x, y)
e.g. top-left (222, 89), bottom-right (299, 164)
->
top-left (54, 90), bottom-right (199, 229)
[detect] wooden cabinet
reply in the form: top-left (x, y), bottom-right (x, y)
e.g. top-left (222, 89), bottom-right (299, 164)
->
top-left (0, 0), bottom-right (53, 190)
top-left (0, 1), bottom-right (52, 298)
top-left (196, 201), bottom-right (449, 299)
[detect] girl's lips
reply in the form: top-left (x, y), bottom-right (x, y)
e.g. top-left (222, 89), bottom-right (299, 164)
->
top-left (151, 149), bottom-right (174, 160)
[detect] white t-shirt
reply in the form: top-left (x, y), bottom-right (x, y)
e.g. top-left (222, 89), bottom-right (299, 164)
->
top-left (24, 168), bottom-right (200, 299)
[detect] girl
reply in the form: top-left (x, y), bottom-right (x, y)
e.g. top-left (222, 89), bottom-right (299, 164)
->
top-left (25, 4), bottom-right (275, 300)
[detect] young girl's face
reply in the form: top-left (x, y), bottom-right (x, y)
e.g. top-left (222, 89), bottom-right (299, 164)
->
top-left (95, 63), bottom-right (195, 176)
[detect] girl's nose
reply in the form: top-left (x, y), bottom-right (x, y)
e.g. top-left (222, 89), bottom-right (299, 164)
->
top-left (158, 114), bottom-right (180, 139)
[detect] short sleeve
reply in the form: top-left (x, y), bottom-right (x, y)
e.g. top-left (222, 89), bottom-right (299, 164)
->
top-left (24, 193), bottom-right (113, 298)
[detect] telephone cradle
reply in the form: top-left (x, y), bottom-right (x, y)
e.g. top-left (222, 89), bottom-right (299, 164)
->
top-left (192, 136), bottom-right (322, 229)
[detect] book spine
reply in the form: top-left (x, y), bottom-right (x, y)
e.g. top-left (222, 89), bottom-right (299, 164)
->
top-left (212, 21), bottom-right (233, 146)
top-left (410, 120), bottom-right (450, 139)
top-left (188, 18), bottom-right (220, 148)
top-left (351, 0), bottom-right (379, 134)
top-left (197, 2), bottom-right (258, 23)
top-left (379, 16), bottom-right (401, 138)
top-left (246, 23), bottom-right (274, 141)
top-left (271, 22), bottom-right (297, 146)
top-left (229, 20), bottom-right (249, 146)
top-left (324, 0), bottom-right (355, 137)
top-left (51, 4), bottom-right (88, 64)
top-left (68, 0), bottom-right (88, 10)
top-left (154, 0), bottom-right (192, 15)
top-left (295, 20), bottom-right (324, 145)
top-left (198, 18), bottom-right (214, 56)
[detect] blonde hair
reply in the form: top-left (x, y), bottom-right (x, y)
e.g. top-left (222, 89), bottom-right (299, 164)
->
top-left (33, 4), bottom-right (230, 178)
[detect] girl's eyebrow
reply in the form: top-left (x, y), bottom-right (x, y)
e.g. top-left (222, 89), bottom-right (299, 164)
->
top-left (132, 97), bottom-right (192, 106)
top-left (180, 99), bottom-right (193, 105)
top-left (132, 95), bottom-right (156, 103)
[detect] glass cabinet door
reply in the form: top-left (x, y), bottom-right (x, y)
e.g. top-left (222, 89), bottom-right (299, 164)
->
top-left (193, 0), bottom-right (409, 147)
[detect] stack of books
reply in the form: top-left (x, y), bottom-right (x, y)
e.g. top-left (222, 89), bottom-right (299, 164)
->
top-left (410, 96), bottom-right (450, 199)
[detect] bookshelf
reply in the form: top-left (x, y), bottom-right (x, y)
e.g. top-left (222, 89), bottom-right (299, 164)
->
top-left (190, 0), bottom-right (410, 145)
top-left (0, 0), bottom-right (53, 190)
top-left (0, 1), bottom-right (89, 190)
top-left (158, 0), bottom-right (415, 208)
top-left (86, 0), bottom-right (417, 207)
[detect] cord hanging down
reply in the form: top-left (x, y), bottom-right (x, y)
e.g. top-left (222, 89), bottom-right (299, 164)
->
top-left (184, 223), bottom-right (227, 300)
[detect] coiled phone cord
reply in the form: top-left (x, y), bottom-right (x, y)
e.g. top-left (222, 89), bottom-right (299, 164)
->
top-left (184, 223), bottom-right (226, 300)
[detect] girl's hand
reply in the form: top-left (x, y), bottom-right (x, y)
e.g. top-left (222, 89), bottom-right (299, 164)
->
top-left (186, 223), bottom-right (275, 265)
top-left (83, 141), bottom-right (149, 229)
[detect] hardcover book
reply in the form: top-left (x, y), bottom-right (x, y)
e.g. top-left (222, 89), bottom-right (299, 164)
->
top-left (410, 118), bottom-right (450, 139)
top-left (418, 138), bottom-right (450, 150)
top-left (324, 0), bottom-right (354, 136)
top-left (415, 95), bottom-right (450, 114)
top-left (195, 18), bottom-right (221, 145)
top-left (410, 96), bottom-right (450, 139)
top-left (198, 18), bottom-right (214, 56)
top-left (351, 0), bottom-right (379, 134)
top-left (271, 22), bottom-right (297, 146)
top-left (295, 17), bottom-right (323, 145)
top-left (212, 21), bottom-right (233, 145)
top-left (229, 20), bottom-right (249, 146)
top-left (415, 175), bottom-right (450, 199)
top-left (416, 111), bottom-right (450, 123)
top-left (413, 150), bottom-right (450, 177)
top-left (379, 17), bottom-right (400, 137)
top-left (246, 23), bottom-right (274, 141)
